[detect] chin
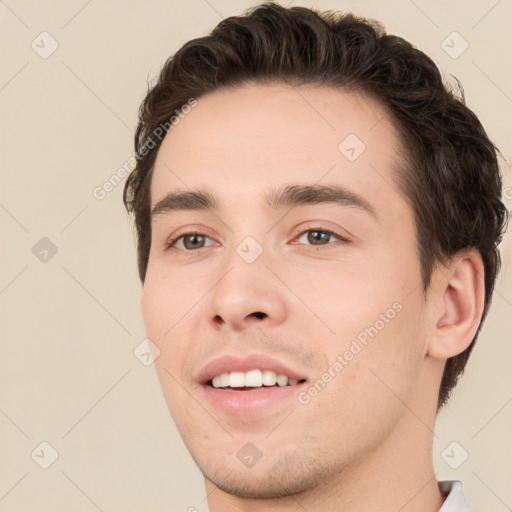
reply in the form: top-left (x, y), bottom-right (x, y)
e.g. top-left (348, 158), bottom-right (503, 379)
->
top-left (195, 448), bottom-right (334, 499)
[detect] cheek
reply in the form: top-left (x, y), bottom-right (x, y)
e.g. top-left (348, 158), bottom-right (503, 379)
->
top-left (297, 309), bottom-right (425, 457)
top-left (141, 264), bottom-right (206, 383)
top-left (141, 264), bottom-right (199, 340)
top-left (292, 258), bottom-right (426, 413)
top-left (286, 260), bottom-right (403, 340)
top-left (141, 273), bottom-right (187, 395)
top-left (328, 300), bottom-right (424, 420)
top-left (143, 275), bottom-right (194, 424)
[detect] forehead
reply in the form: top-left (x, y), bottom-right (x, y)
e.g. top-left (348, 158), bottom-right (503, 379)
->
top-left (151, 83), bottom-right (405, 212)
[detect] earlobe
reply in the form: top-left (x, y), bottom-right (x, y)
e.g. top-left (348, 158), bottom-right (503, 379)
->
top-left (427, 250), bottom-right (486, 360)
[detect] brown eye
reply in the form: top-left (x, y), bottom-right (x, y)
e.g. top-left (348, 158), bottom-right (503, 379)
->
top-left (166, 233), bottom-right (214, 251)
top-left (295, 229), bottom-right (344, 246)
top-left (307, 230), bottom-right (332, 245)
top-left (182, 234), bottom-right (207, 249)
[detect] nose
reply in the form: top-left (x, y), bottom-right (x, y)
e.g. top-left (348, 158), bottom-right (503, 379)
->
top-left (205, 250), bottom-right (288, 332)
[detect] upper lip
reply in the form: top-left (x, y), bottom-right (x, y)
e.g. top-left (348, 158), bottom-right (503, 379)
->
top-left (196, 353), bottom-right (309, 385)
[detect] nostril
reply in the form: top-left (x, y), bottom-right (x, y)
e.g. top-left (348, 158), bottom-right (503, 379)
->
top-left (250, 312), bottom-right (266, 319)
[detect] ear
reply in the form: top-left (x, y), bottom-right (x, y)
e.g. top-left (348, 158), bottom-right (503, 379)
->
top-left (427, 249), bottom-right (486, 359)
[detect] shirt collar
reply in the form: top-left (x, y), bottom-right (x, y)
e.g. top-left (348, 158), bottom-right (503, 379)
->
top-left (438, 480), bottom-right (470, 511)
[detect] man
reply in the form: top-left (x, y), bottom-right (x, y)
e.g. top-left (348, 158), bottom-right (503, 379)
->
top-left (123, 3), bottom-right (507, 510)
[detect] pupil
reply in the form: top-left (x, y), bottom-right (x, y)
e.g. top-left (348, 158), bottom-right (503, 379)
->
top-left (185, 234), bottom-right (203, 249)
top-left (309, 230), bottom-right (328, 244)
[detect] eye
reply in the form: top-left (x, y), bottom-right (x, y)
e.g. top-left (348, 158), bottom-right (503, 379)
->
top-left (165, 232), bottom-right (215, 251)
top-left (293, 227), bottom-right (347, 247)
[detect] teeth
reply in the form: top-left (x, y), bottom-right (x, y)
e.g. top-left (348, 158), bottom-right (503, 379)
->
top-left (229, 372), bottom-right (245, 387)
top-left (245, 369), bottom-right (263, 387)
top-left (210, 369), bottom-right (302, 388)
top-left (262, 370), bottom-right (278, 386)
top-left (276, 374), bottom-right (288, 386)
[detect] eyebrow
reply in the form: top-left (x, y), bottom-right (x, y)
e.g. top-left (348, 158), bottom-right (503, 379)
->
top-left (151, 183), bottom-right (377, 220)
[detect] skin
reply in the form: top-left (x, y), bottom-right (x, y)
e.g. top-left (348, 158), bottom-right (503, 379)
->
top-left (141, 83), bottom-right (485, 511)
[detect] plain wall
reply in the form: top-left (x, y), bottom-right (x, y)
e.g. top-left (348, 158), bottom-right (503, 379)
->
top-left (1, 1), bottom-right (511, 511)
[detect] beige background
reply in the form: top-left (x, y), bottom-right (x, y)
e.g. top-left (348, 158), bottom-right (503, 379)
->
top-left (1, 0), bottom-right (511, 511)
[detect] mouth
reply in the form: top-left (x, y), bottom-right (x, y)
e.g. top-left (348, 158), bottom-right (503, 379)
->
top-left (208, 369), bottom-right (306, 391)
top-left (197, 355), bottom-right (309, 414)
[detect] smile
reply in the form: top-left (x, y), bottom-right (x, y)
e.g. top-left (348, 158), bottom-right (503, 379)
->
top-left (210, 369), bottom-right (305, 389)
top-left (197, 354), bottom-right (309, 414)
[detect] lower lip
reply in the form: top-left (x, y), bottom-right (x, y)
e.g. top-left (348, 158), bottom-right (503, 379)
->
top-left (201, 383), bottom-right (306, 415)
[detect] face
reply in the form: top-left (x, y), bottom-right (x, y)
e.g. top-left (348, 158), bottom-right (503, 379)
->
top-left (142, 83), bottom-right (431, 498)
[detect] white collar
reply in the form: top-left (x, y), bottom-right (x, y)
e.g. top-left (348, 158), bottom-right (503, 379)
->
top-left (438, 480), bottom-right (470, 511)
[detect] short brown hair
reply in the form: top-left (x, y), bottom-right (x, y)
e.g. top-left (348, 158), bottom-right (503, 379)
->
top-left (123, 2), bottom-right (507, 409)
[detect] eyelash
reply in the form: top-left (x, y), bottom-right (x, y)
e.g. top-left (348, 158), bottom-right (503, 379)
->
top-left (164, 225), bottom-right (349, 252)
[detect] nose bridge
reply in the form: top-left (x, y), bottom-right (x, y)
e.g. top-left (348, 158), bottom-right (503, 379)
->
top-left (205, 233), bottom-right (287, 330)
